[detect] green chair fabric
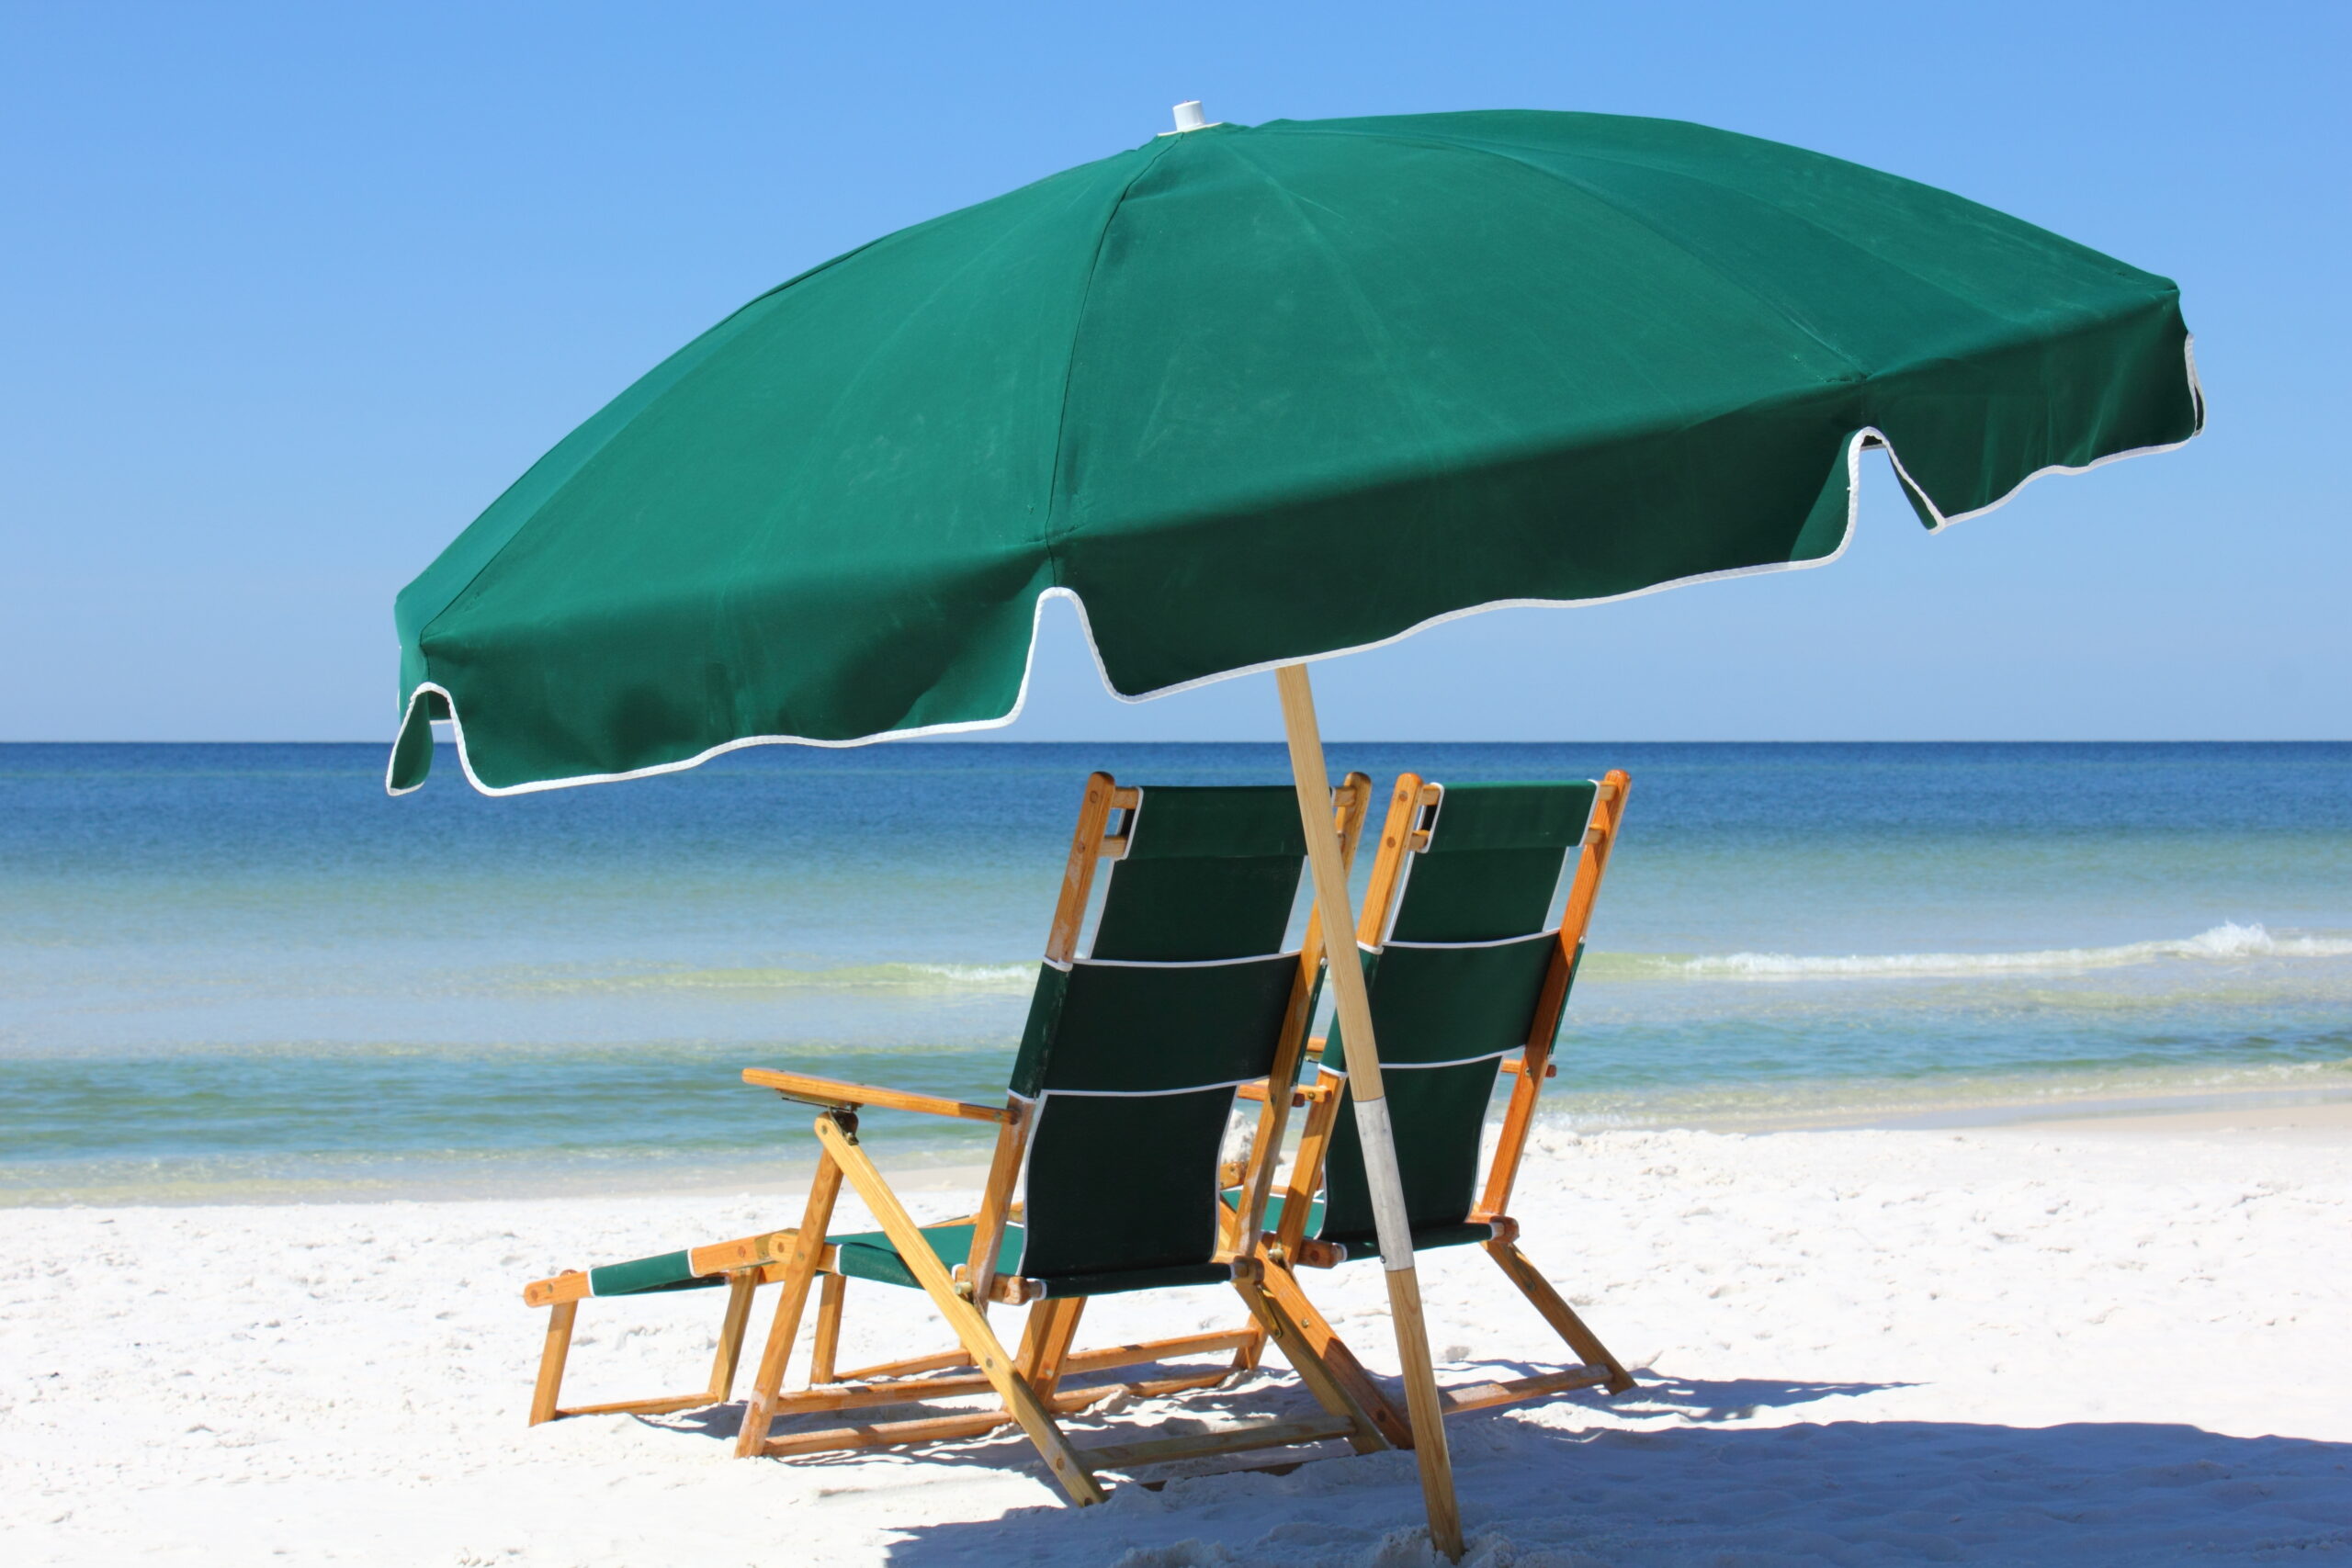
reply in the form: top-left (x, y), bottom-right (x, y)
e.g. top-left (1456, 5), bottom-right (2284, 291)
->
top-left (1236, 1191), bottom-right (1490, 1262)
top-left (1315, 782), bottom-right (1597, 1253)
top-left (587, 1248), bottom-right (728, 1298)
top-left (831, 1221), bottom-right (1233, 1299)
top-left (850, 784), bottom-right (1314, 1296)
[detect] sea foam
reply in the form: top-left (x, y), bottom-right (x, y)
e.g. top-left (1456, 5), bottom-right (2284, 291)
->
top-left (1658, 922), bottom-right (2352, 981)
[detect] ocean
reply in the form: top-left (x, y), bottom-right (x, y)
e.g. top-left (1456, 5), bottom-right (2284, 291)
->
top-left (4, 741), bottom-right (2346, 1204)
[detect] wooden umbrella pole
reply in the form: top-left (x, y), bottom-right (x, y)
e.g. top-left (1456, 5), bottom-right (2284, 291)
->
top-left (1274, 662), bottom-right (1464, 1562)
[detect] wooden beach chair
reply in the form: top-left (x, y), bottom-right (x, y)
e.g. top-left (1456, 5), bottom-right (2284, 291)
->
top-left (522, 771), bottom-right (1387, 1502)
top-left (1229, 771), bottom-right (1639, 1447)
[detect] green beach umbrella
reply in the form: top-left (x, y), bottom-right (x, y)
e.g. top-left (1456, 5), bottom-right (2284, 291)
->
top-left (389, 105), bottom-right (2199, 1553)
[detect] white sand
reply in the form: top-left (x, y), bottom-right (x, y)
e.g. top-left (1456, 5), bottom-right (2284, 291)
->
top-left (7, 1122), bottom-right (2349, 1566)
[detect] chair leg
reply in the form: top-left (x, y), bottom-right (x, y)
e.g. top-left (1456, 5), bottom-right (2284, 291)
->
top-left (1018, 1297), bottom-right (1086, 1397)
top-left (1257, 1261), bottom-right (1414, 1448)
top-left (529, 1301), bottom-right (579, 1427)
top-left (1234, 1269), bottom-right (1388, 1454)
top-left (1483, 1237), bottom-right (1634, 1393)
top-left (808, 1273), bottom-right (847, 1386)
top-left (811, 1113), bottom-right (1107, 1506)
top-left (706, 1269), bottom-right (760, 1404)
top-left (734, 1155), bottom-right (846, 1457)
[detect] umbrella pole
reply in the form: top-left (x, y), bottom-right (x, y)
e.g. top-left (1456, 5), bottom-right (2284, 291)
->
top-left (1274, 662), bottom-right (1464, 1562)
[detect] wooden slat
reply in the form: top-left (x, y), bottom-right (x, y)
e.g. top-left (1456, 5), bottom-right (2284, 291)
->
top-left (751, 1246), bottom-right (835, 1284)
top-left (1078, 1413), bottom-right (1357, 1472)
top-left (688, 1228), bottom-right (797, 1276)
top-left (1023, 1297), bottom-right (1087, 1397)
top-left (1259, 1247), bottom-right (1412, 1448)
top-left (1224, 771), bottom-right (1369, 1255)
top-left (1478, 770), bottom-right (1629, 1223)
top-left (1058, 1328), bottom-right (1257, 1376)
top-left (524, 1270), bottom-right (590, 1308)
top-left (554, 1390), bottom-right (721, 1419)
top-left (731, 1141), bottom-right (846, 1456)
top-left (706, 1269), bottom-right (759, 1402)
top-left (963, 1094), bottom-right (1029, 1309)
top-left (1481, 1237), bottom-right (1634, 1393)
top-left (769, 1371), bottom-right (998, 1415)
top-left (1045, 771), bottom-right (1120, 965)
top-left (528, 1300), bottom-right (577, 1425)
top-left (1275, 1070), bottom-right (1345, 1258)
top-left (759, 1407), bottom-right (1013, 1458)
top-left (1354, 773), bottom-right (1428, 950)
top-left (1438, 1366), bottom-right (1612, 1416)
top-left (807, 1272), bottom-right (846, 1386)
top-left (752, 1369), bottom-right (1227, 1459)
top-left (831, 1346), bottom-right (972, 1383)
top-left (741, 1068), bottom-right (1010, 1123)
top-left (814, 1114), bottom-right (1107, 1505)
top-left (1232, 1271), bottom-right (1388, 1455)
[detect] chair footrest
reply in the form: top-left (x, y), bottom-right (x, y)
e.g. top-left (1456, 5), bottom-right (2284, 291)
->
top-left (1077, 1413), bottom-right (1357, 1472)
top-left (1439, 1365), bottom-right (1612, 1415)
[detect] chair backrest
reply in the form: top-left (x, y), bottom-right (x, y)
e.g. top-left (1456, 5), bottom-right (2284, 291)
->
top-left (1315, 780), bottom-right (1606, 1247)
top-left (1004, 781), bottom-right (1320, 1290)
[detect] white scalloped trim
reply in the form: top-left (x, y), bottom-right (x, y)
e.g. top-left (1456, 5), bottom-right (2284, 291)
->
top-left (390, 337), bottom-right (2203, 798)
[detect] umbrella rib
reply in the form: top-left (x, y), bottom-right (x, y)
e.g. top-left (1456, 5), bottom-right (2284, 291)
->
top-left (1261, 122), bottom-right (1917, 387)
top-left (1038, 137), bottom-right (1181, 575)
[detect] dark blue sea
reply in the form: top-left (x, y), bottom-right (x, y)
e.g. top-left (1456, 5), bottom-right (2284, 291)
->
top-left (3, 741), bottom-right (2346, 1202)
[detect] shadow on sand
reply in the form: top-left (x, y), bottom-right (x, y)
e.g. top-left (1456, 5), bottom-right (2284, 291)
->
top-left (650, 1371), bottom-right (2351, 1566)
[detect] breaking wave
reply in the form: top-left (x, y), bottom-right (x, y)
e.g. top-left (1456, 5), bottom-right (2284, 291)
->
top-left (546, 962), bottom-right (1036, 994)
top-left (1645, 923), bottom-right (2352, 982)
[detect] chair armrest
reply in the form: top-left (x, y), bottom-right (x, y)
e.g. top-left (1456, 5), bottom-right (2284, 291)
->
top-left (1236, 1080), bottom-right (1310, 1107)
top-left (741, 1068), bottom-right (1012, 1122)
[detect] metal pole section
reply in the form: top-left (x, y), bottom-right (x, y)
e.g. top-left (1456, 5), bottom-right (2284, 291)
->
top-left (1273, 662), bottom-right (1463, 1561)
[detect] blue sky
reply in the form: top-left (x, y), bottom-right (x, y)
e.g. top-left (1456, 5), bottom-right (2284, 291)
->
top-left (4, 1), bottom-right (2344, 742)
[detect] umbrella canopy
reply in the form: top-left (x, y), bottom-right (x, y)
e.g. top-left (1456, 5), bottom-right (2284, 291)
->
top-left (390, 108), bottom-right (2199, 796)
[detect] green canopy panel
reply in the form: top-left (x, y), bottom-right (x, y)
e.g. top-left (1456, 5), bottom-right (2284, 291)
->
top-left (390, 109), bottom-right (2200, 796)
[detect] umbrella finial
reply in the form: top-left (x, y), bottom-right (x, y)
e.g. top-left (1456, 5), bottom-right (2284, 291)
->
top-left (1167, 100), bottom-right (1214, 134)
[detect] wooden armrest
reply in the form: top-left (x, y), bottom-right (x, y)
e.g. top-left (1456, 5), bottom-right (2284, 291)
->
top-left (1235, 1080), bottom-right (1309, 1107)
top-left (1501, 1058), bottom-right (1558, 1079)
top-left (741, 1068), bottom-right (1011, 1122)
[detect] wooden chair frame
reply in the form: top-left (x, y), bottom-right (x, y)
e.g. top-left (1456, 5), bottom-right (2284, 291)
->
top-left (700, 771), bottom-right (1388, 1500)
top-left (1235, 769), bottom-right (1640, 1447)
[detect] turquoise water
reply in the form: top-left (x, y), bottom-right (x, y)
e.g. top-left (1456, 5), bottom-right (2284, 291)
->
top-left (3, 741), bottom-right (2347, 1203)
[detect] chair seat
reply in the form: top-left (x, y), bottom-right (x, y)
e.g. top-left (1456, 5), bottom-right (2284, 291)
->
top-left (830, 1222), bottom-right (1234, 1299)
top-left (1241, 1191), bottom-right (1497, 1260)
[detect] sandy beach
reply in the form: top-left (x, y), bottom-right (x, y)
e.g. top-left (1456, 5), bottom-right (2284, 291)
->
top-left (8, 1111), bottom-right (2347, 1566)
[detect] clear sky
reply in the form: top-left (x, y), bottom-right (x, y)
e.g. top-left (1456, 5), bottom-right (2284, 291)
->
top-left (4, 1), bottom-right (2344, 743)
